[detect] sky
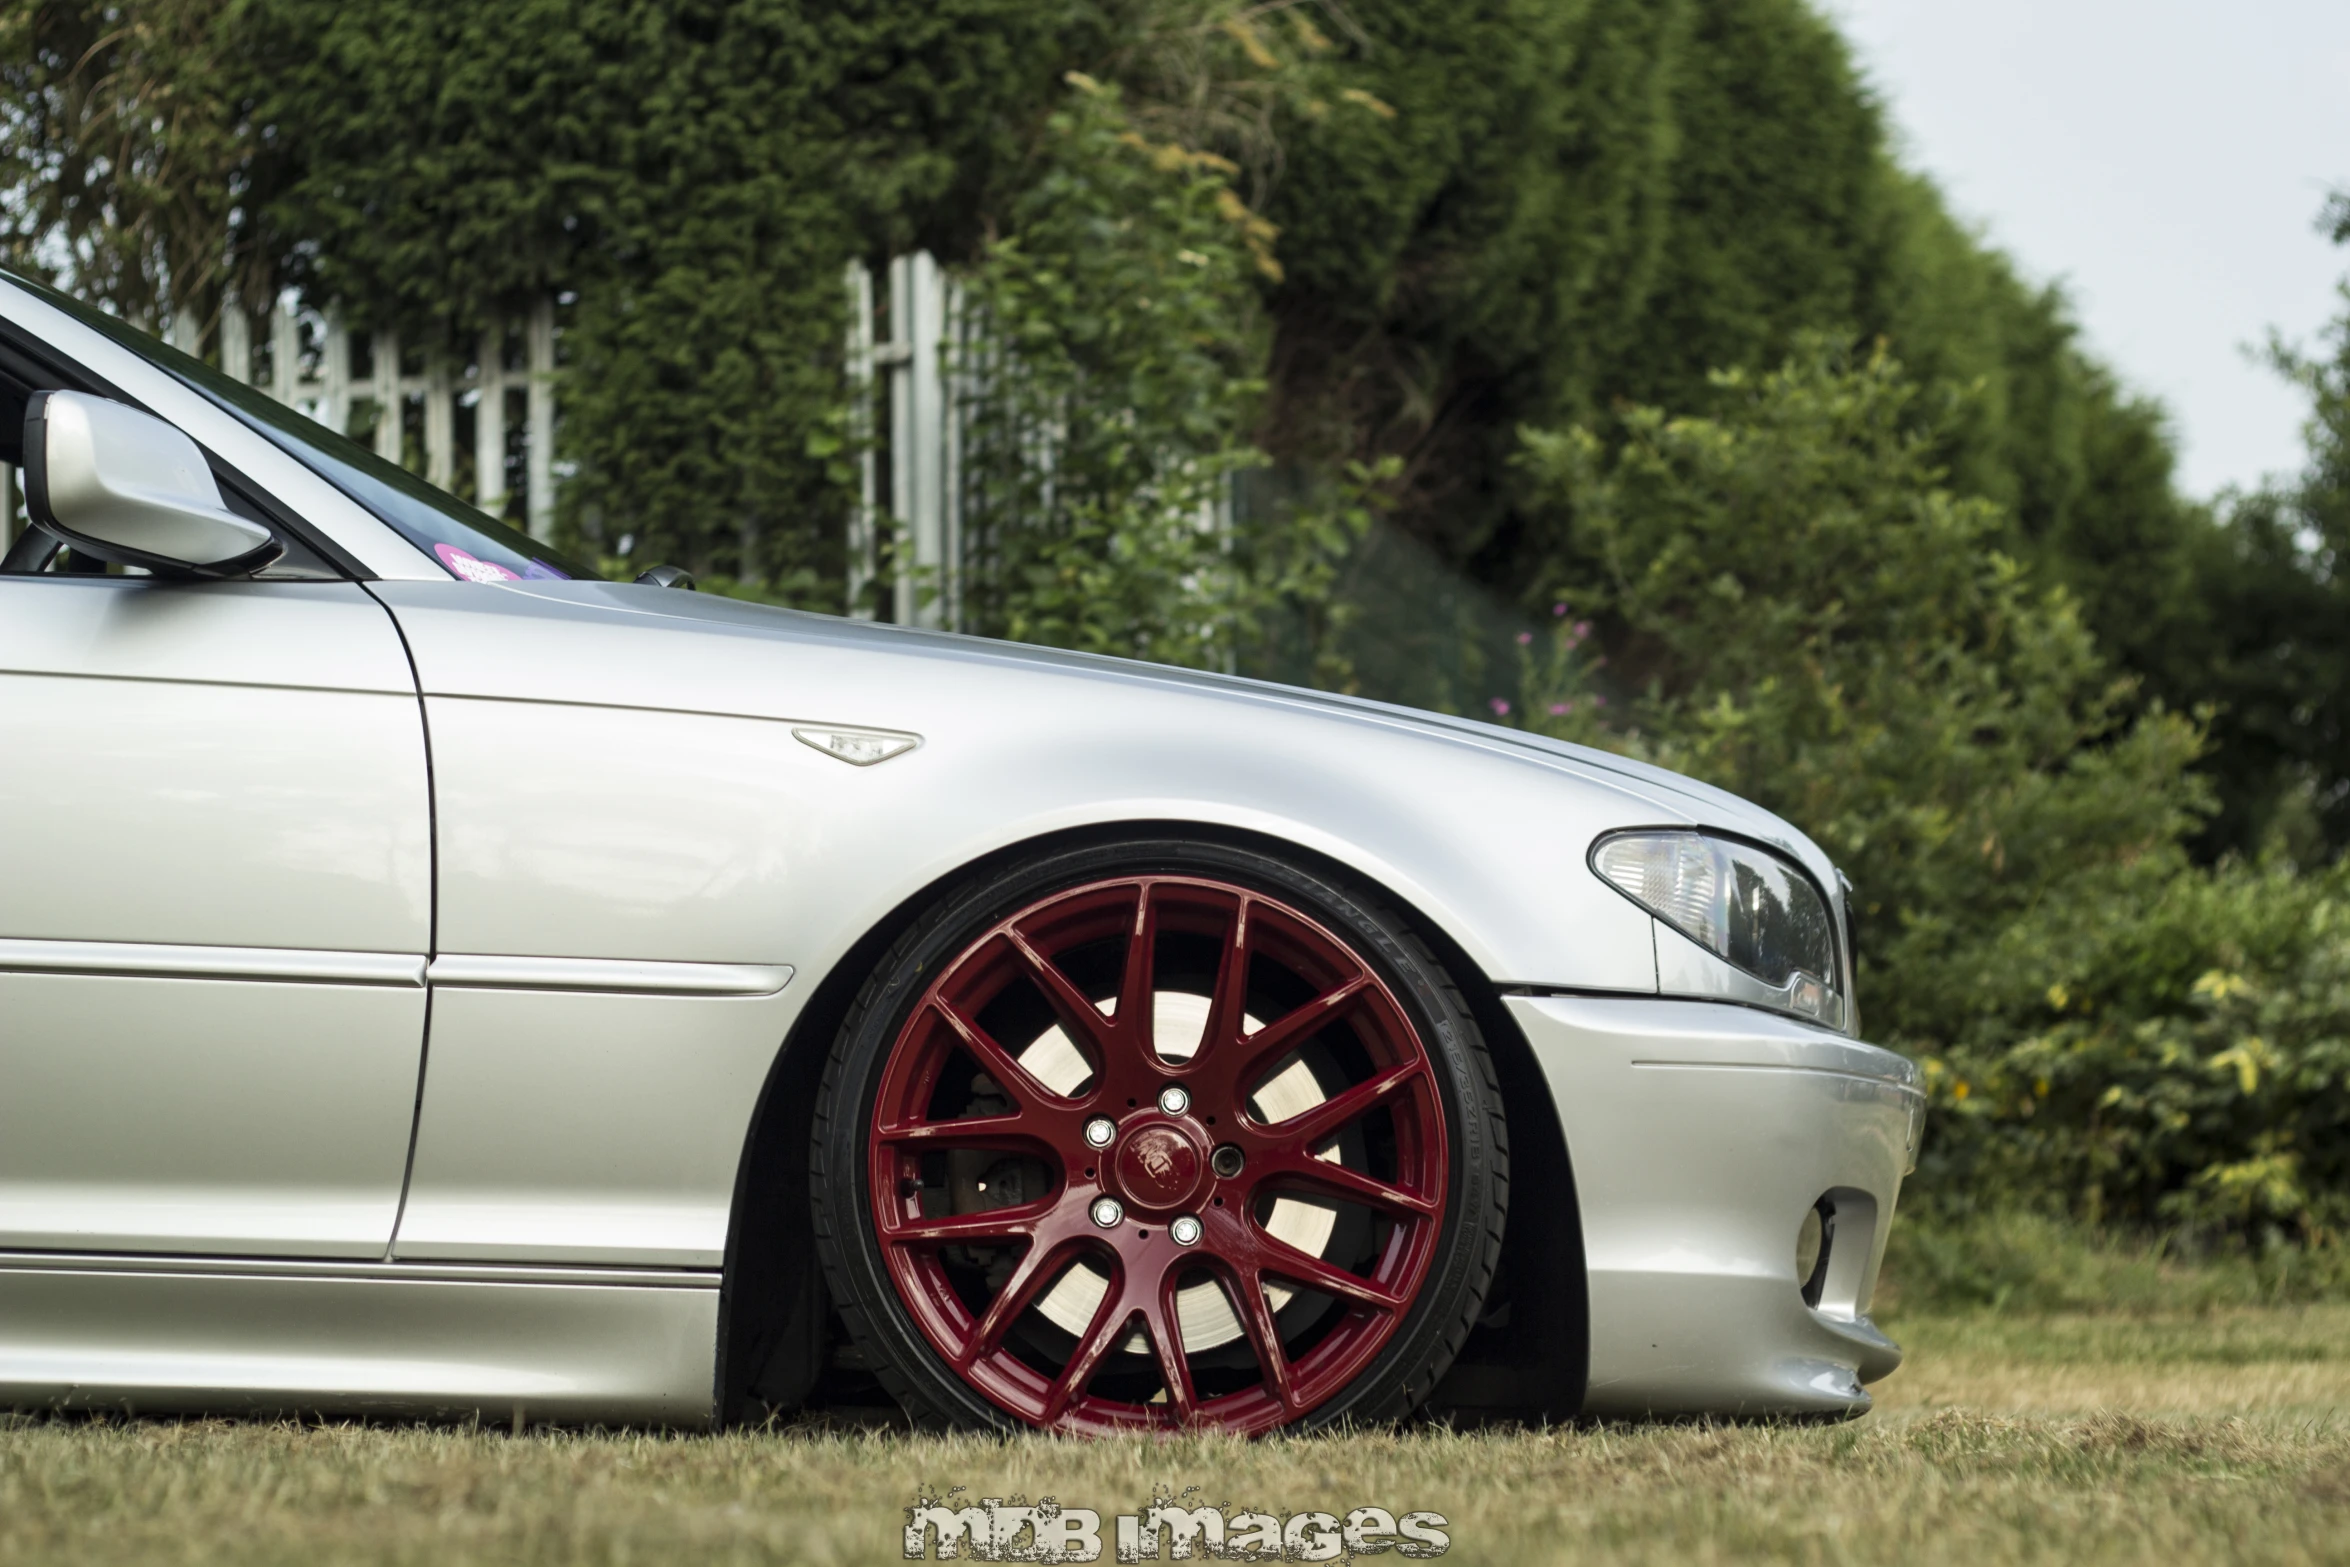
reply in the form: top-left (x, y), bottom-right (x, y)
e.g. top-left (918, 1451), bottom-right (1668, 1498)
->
top-left (1822, 0), bottom-right (2350, 501)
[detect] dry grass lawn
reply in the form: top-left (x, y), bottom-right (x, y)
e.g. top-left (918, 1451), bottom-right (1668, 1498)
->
top-left (2, 1308), bottom-right (2347, 1565)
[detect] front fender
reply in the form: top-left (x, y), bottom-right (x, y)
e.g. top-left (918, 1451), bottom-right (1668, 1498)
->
top-left (372, 579), bottom-right (1680, 994)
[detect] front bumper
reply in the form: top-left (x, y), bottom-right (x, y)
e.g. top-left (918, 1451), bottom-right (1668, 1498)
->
top-left (1505, 993), bottom-right (1924, 1419)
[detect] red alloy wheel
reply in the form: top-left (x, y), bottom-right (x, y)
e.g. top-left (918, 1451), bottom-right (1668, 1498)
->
top-left (863, 875), bottom-right (1450, 1434)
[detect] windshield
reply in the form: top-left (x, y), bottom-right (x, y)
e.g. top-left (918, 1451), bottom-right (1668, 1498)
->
top-left (13, 275), bottom-right (597, 583)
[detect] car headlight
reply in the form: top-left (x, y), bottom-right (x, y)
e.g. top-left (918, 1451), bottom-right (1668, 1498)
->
top-left (1591, 830), bottom-right (1844, 1026)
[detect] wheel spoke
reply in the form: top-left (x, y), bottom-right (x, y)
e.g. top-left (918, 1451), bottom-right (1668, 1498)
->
top-left (1005, 929), bottom-right (1114, 1059)
top-left (1219, 1263), bottom-right (1296, 1413)
top-left (960, 1238), bottom-right (1081, 1368)
top-left (1143, 1274), bottom-right (1198, 1422)
top-left (1115, 883), bottom-right (1159, 1058)
top-left (873, 1112), bottom-right (1036, 1154)
top-left (1217, 975), bottom-right (1373, 1098)
top-left (1254, 1055), bottom-right (1426, 1149)
top-left (1191, 892), bottom-right (1254, 1068)
top-left (1043, 1288), bottom-right (1136, 1424)
top-left (932, 997), bottom-right (1075, 1111)
top-left (1256, 1232), bottom-right (1406, 1314)
top-left (1257, 1150), bottom-right (1438, 1219)
top-left (886, 1206), bottom-right (1041, 1247)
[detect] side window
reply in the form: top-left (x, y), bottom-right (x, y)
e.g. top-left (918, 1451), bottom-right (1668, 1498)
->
top-left (0, 372), bottom-right (40, 567)
top-left (0, 373), bottom-right (23, 537)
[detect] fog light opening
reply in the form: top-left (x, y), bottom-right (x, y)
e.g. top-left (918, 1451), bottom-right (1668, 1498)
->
top-left (1797, 1197), bottom-right (1837, 1308)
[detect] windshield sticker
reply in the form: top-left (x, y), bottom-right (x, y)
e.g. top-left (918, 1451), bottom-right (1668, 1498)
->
top-left (523, 558), bottom-right (572, 580)
top-left (434, 542), bottom-right (520, 583)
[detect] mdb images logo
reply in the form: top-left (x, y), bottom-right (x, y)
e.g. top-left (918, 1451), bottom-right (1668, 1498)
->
top-left (904, 1489), bottom-right (1452, 1562)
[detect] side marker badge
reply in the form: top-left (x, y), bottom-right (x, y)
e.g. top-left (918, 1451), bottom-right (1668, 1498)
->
top-left (793, 726), bottom-right (920, 767)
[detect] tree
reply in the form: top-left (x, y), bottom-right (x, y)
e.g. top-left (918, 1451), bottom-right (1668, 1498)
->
top-left (0, 0), bottom-right (279, 343)
top-left (954, 75), bottom-right (1372, 672)
top-left (1515, 344), bottom-right (2209, 1052)
top-left (1508, 346), bottom-right (2350, 1231)
top-left (235, 0), bottom-right (1081, 588)
top-left (2176, 192), bottom-right (2350, 856)
top-left (1217, 0), bottom-right (2233, 849)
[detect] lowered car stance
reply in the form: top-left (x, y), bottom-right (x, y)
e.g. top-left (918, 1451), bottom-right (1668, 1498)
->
top-left (0, 273), bottom-right (1922, 1434)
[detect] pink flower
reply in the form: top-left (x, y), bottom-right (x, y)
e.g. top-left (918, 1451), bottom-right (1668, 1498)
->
top-left (1552, 603), bottom-right (1568, 617)
top-left (1592, 694), bottom-right (1608, 708)
top-left (1550, 702), bottom-right (1572, 716)
top-left (1488, 698), bottom-right (1511, 716)
top-left (1515, 631), bottom-right (1533, 646)
top-left (1572, 620), bottom-right (1591, 639)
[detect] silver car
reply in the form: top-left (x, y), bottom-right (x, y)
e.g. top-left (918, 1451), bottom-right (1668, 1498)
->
top-left (0, 272), bottom-right (1922, 1435)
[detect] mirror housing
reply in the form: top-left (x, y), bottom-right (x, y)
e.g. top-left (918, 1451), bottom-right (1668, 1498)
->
top-left (24, 391), bottom-right (280, 576)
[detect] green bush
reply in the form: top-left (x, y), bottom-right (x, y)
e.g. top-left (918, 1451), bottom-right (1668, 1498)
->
top-left (1516, 343), bottom-right (2207, 1050)
top-left (954, 75), bottom-right (1268, 665)
top-left (1879, 1210), bottom-right (2350, 1316)
top-left (1514, 344), bottom-right (2350, 1237)
top-left (1927, 863), bottom-right (2350, 1237)
top-left (952, 75), bottom-right (1373, 673)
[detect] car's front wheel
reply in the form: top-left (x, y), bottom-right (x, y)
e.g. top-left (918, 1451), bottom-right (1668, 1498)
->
top-left (809, 837), bottom-right (1508, 1434)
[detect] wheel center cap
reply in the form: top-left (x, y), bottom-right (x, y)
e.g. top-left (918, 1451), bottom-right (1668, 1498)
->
top-left (1111, 1121), bottom-right (1206, 1210)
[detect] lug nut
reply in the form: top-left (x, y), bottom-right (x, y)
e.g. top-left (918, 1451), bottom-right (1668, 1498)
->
top-left (1158, 1085), bottom-right (1191, 1115)
top-left (1170, 1214), bottom-right (1203, 1247)
top-left (1083, 1117), bottom-right (1117, 1148)
top-left (1211, 1145), bottom-right (1245, 1178)
top-left (1090, 1196), bottom-right (1125, 1228)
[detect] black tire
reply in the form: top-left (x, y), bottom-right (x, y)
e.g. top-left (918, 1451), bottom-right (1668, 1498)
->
top-left (808, 835), bottom-right (1509, 1433)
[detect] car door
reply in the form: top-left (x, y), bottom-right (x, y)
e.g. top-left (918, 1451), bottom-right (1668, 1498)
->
top-left (0, 424), bottom-right (432, 1259)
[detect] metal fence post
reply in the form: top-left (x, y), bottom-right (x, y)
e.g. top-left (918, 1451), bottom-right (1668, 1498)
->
top-left (845, 260), bottom-right (878, 618)
top-left (220, 300), bottom-right (252, 385)
top-left (270, 303), bottom-right (301, 407)
top-left (941, 273), bottom-right (965, 632)
top-left (526, 299), bottom-right (556, 541)
top-left (887, 255), bottom-right (916, 626)
top-left (424, 357), bottom-right (455, 489)
top-left (321, 315), bottom-right (350, 437)
top-left (477, 326), bottom-right (509, 518)
top-left (372, 327), bottom-right (403, 463)
top-left (910, 252), bottom-right (948, 631)
top-left (887, 252), bottom-right (952, 630)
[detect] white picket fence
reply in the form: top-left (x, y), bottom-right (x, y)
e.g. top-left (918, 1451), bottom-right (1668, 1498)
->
top-left (2, 257), bottom-right (1033, 625)
top-left (0, 295), bottom-right (560, 551)
top-left (193, 296), bottom-right (562, 541)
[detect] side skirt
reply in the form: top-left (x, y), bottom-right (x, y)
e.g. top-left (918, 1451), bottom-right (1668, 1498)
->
top-left (0, 1253), bottom-right (720, 1426)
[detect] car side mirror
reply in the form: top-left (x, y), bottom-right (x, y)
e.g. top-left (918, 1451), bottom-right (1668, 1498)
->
top-left (23, 391), bottom-right (281, 576)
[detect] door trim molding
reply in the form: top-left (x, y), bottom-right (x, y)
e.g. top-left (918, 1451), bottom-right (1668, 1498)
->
top-left (0, 940), bottom-right (796, 997)
top-left (0, 1249), bottom-right (718, 1290)
top-left (426, 954), bottom-right (793, 996)
top-left (0, 937), bottom-right (424, 986)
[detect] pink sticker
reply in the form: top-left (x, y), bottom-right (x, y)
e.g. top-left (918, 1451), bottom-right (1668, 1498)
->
top-left (434, 542), bottom-right (520, 583)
